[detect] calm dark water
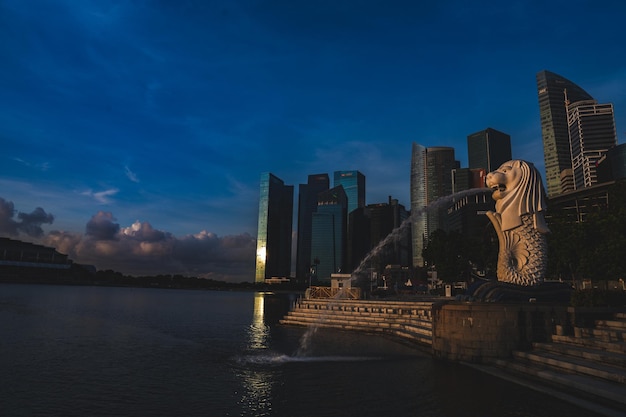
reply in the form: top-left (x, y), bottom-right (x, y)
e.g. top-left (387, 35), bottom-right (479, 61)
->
top-left (0, 284), bottom-right (602, 417)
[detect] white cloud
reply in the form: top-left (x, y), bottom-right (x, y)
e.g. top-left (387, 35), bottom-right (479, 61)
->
top-left (82, 188), bottom-right (119, 204)
top-left (124, 166), bottom-right (140, 183)
top-left (12, 157), bottom-right (50, 171)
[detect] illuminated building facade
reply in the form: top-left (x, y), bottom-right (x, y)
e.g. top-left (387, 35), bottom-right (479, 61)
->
top-left (567, 100), bottom-right (617, 189)
top-left (255, 172), bottom-right (293, 283)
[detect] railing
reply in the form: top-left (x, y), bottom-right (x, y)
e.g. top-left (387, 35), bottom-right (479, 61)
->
top-left (306, 286), bottom-right (361, 300)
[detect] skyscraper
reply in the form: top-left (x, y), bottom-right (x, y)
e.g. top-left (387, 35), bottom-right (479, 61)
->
top-left (537, 70), bottom-right (594, 197)
top-left (333, 170), bottom-right (365, 215)
top-left (295, 173), bottom-right (329, 280)
top-left (567, 100), bottom-right (617, 190)
top-left (597, 143), bottom-right (626, 183)
top-left (410, 143), bottom-right (427, 268)
top-left (310, 185), bottom-right (347, 283)
top-left (425, 147), bottom-right (459, 233)
top-left (467, 127), bottom-right (512, 173)
top-left (348, 196), bottom-right (411, 273)
top-left (410, 144), bottom-right (459, 267)
top-left (255, 173), bottom-right (293, 283)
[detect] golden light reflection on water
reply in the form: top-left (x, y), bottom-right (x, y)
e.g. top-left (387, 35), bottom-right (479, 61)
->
top-left (238, 292), bottom-right (274, 415)
top-left (249, 292), bottom-right (269, 350)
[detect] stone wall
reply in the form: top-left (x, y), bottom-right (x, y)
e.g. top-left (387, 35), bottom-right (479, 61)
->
top-left (431, 302), bottom-right (569, 363)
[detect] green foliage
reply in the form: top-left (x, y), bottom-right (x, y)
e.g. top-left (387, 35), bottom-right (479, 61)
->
top-left (422, 228), bottom-right (497, 282)
top-left (547, 181), bottom-right (626, 281)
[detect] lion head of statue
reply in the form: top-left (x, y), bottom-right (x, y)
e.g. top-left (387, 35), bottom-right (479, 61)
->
top-left (485, 160), bottom-right (550, 233)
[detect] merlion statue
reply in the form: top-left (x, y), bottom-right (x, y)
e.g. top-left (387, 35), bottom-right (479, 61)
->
top-left (485, 160), bottom-right (549, 286)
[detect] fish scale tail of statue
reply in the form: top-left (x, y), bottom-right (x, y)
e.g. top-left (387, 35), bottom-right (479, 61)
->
top-left (485, 160), bottom-right (550, 287)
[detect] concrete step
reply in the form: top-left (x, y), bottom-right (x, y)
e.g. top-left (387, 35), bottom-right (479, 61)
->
top-left (278, 317), bottom-right (432, 346)
top-left (580, 327), bottom-right (626, 342)
top-left (490, 358), bottom-right (626, 413)
top-left (533, 342), bottom-right (626, 368)
top-left (280, 314), bottom-right (433, 335)
top-left (596, 319), bottom-right (626, 330)
top-left (551, 334), bottom-right (626, 354)
top-left (512, 350), bottom-right (626, 384)
top-left (283, 310), bottom-right (432, 327)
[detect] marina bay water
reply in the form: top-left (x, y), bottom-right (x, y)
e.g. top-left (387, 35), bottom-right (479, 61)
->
top-left (0, 284), bottom-right (602, 417)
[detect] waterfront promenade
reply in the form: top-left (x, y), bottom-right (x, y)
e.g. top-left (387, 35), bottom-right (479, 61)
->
top-left (280, 297), bottom-right (626, 417)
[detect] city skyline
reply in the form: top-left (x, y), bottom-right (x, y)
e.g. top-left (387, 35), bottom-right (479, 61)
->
top-left (2, 1), bottom-right (626, 281)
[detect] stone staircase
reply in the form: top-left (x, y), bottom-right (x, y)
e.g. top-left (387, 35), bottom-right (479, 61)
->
top-left (489, 312), bottom-right (626, 415)
top-left (279, 298), bottom-right (435, 347)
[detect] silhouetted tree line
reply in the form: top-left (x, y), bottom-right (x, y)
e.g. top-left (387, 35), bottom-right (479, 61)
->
top-left (0, 264), bottom-right (307, 291)
top-left (422, 228), bottom-right (498, 282)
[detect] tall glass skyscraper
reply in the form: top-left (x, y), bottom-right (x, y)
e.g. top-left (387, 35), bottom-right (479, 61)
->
top-left (537, 70), bottom-right (594, 197)
top-left (310, 185), bottom-right (347, 283)
top-left (333, 170), bottom-right (365, 215)
top-left (295, 173), bottom-right (329, 280)
top-left (410, 144), bottom-right (459, 267)
top-left (567, 100), bottom-right (617, 190)
top-left (255, 173), bottom-right (293, 283)
top-left (410, 143), bottom-right (427, 268)
top-left (467, 127), bottom-right (512, 173)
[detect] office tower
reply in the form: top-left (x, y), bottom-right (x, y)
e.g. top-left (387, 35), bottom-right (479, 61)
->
top-left (446, 189), bottom-right (494, 238)
top-left (333, 170), bottom-right (365, 215)
top-left (348, 196), bottom-right (411, 273)
top-left (310, 185), bottom-right (347, 283)
top-left (467, 127), bottom-right (512, 173)
top-left (452, 168), bottom-right (487, 194)
top-left (425, 147), bottom-right (459, 233)
top-left (410, 143), bottom-right (427, 268)
top-left (410, 144), bottom-right (459, 267)
top-left (295, 173), bottom-right (330, 280)
top-left (597, 143), bottom-right (626, 183)
top-left (367, 197), bottom-right (410, 269)
top-left (567, 100), bottom-right (617, 189)
top-left (537, 70), bottom-right (594, 197)
top-left (255, 173), bottom-right (293, 283)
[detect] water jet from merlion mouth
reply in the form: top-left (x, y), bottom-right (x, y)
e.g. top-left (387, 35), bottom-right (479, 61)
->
top-left (351, 188), bottom-right (488, 284)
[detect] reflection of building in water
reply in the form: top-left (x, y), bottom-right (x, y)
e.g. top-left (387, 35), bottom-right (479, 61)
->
top-left (249, 293), bottom-right (269, 350)
top-left (239, 293), bottom-right (273, 415)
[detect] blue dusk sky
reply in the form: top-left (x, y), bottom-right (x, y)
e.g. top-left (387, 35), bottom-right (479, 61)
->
top-left (1, 0), bottom-right (625, 281)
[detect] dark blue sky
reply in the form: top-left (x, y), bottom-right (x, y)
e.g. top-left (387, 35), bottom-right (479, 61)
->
top-left (1, 0), bottom-right (625, 280)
